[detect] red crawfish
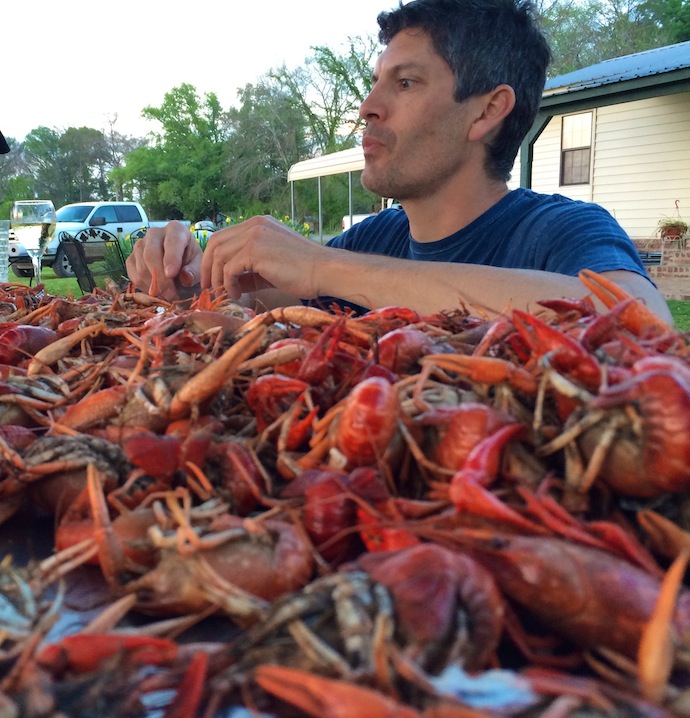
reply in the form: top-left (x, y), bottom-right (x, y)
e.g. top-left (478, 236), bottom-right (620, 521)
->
top-left (246, 374), bottom-right (317, 451)
top-left (430, 422), bottom-right (544, 535)
top-left (255, 664), bottom-right (518, 718)
top-left (0, 323), bottom-right (60, 367)
top-left (353, 542), bottom-right (505, 672)
top-left (334, 375), bottom-right (399, 466)
top-left (202, 438), bottom-right (265, 515)
top-left (449, 529), bottom-right (690, 662)
top-left (373, 326), bottom-right (439, 374)
top-left (416, 402), bottom-right (516, 476)
top-left (80, 466), bottom-right (314, 617)
top-left (421, 353), bottom-right (539, 395)
top-left (355, 305), bottom-right (423, 334)
top-left (235, 546), bottom-right (503, 700)
top-left (579, 268), bottom-right (674, 337)
top-left (574, 356), bottom-right (690, 497)
top-left (281, 467), bottom-right (370, 565)
top-left (99, 427), bottom-right (261, 515)
top-left (282, 466), bottom-right (423, 563)
top-left (303, 375), bottom-right (401, 470)
top-left (511, 309), bottom-right (602, 390)
top-left (36, 633), bottom-right (180, 674)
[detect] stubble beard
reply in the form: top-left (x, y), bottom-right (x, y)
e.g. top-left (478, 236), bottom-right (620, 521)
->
top-left (362, 154), bottom-right (433, 200)
top-left (362, 158), bottom-right (458, 202)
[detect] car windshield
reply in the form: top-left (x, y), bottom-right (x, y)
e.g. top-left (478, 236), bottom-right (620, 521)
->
top-left (56, 205), bottom-right (93, 222)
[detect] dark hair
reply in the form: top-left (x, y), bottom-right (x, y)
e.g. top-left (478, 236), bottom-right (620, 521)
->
top-left (377, 0), bottom-right (551, 181)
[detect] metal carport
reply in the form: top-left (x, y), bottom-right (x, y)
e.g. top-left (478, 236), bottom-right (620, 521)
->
top-left (287, 147), bottom-right (364, 243)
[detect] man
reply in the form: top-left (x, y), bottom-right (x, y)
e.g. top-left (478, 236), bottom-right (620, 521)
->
top-left (126, 0), bottom-right (672, 322)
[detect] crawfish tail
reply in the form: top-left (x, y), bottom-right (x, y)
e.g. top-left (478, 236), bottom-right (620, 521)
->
top-left (168, 324), bottom-right (267, 418)
top-left (459, 533), bottom-right (677, 659)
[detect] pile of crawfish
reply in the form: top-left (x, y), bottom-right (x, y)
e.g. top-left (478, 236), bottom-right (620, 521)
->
top-left (1, 269), bottom-right (690, 717)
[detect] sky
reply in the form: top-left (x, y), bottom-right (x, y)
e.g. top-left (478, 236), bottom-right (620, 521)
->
top-left (3, 0), bottom-right (386, 143)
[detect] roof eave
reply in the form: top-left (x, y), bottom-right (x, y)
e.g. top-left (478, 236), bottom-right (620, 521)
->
top-left (540, 67), bottom-right (690, 113)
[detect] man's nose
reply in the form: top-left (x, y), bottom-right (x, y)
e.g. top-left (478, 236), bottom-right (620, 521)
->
top-left (360, 88), bottom-right (382, 121)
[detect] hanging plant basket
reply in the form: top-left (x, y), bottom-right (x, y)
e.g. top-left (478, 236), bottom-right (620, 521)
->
top-left (658, 220), bottom-right (688, 241)
top-left (657, 200), bottom-right (688, 245)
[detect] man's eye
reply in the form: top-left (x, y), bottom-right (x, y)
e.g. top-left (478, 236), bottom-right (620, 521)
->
top-left (399, 79), bottom-right (412, 89)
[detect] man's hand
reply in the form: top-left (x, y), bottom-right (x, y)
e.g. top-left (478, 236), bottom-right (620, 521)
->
top-left (200, 215), bottom-right (326, 300)
top-left (126, 221), bottom-right (203, 301)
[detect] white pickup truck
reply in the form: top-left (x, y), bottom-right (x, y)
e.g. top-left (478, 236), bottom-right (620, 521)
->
top-left (341, 213), bottom-right (375, 231)
top-left (341, 200), bottom-right (402, 231)
top-left (9, 201), bottom-right (151, 279)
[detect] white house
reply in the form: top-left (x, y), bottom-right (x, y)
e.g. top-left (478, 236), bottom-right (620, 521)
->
top-left (515, 41), bottom-right (690, 242)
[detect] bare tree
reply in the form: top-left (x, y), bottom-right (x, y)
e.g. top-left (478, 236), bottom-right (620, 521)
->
top-left (271, 36), bottom-right (379, 153)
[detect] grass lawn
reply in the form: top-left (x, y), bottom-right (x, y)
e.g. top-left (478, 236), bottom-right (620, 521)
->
top-left (668, 300), bottom-right (690, 332)
top-left (8, 267), bottom-right (82, 297)
top-left (6, 269), bottom-right (690, 332)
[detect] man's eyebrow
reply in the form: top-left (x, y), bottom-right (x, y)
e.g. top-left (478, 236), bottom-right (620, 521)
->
top-left (372, 61), bottom-right (427, 82)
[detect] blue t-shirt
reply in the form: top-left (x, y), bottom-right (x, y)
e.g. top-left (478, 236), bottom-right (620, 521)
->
top-left (311, 188), bottom-right (650, 313)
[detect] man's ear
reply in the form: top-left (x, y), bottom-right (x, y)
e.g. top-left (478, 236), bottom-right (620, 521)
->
top-left (467, 84), bottom-right (516, 142)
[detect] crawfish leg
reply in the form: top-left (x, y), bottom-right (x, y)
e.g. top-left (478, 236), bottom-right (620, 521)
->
top-left (638, 548), bottom-right (690, 704)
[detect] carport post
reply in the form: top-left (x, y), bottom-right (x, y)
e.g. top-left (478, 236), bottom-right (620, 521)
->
top-left (318, 177), bottom-right (323, 244)
top-left (290, 182), bottom-right (295, 224)
top-left (348, 172), bottom-right (354, 226)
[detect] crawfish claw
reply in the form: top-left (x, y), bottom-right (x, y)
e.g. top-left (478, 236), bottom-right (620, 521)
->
top-left (254, 665), bottom-right (419, 718)
top-left (578, 269), bottom-right (672, 336)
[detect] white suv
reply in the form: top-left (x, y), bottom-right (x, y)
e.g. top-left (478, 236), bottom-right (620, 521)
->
top-left (9, 201), bottom-right (148, 278)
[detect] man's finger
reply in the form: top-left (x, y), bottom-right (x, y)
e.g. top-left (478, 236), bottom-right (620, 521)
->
top-left (179, 266), bottom-right (200, 288)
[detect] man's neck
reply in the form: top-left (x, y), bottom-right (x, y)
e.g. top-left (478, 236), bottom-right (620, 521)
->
top-left (404, 177), bottom-right (511, 243)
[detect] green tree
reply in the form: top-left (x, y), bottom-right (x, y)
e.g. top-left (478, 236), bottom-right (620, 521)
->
top-left (22, 127), bottom-right (64, 203)
top-left (0, 175), bottom-right (34, 221)
top-left (539, 0), bottom-right (606, 74)
top-left (264, 36), bottom-right (380, 229)
top-left (0, 136), bottom-right (32, 217)
top-left (596, 0), bottom-right (668, 57)
top-left (119, 84), bottom-right (231, 221)
top-left (59, 126), bottom-right (109, 203)
top-left (639, 0), bottom-right (690, 42)
top-left (539, 0), bottom-right (685, 76)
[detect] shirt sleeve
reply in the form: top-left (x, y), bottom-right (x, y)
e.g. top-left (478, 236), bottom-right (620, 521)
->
top-left (532, 200), bottom-right (653, 282)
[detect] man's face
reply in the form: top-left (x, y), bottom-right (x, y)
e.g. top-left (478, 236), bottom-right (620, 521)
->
top-left (360, 29), bottom-right (475, 201)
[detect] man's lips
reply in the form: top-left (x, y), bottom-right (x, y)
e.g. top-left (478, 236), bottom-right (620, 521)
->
top-left (362, 135), bottom-right (385, 153)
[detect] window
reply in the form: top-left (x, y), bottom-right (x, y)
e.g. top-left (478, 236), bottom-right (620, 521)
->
top-left (92, 205), bottom-right (119, 223)
top-left (560, 112), bottom-right (592, 185)
top-left (56, 204), bottom-right (92, 222)
top-left (116, 205), bottom-right (143, 223)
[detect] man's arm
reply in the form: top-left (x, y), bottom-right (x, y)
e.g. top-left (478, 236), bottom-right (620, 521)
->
top-left (129, 216), bottom-right (672, 324)
top-left (199, 216), bottom-right (672, 322)
top-left (313, 249), bottom-right (673, 323)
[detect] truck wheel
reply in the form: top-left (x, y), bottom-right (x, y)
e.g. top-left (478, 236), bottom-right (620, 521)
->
top-left (52, 247), bottom-right (76, 278)
top-left (11, 264), bottom-right (34, 278)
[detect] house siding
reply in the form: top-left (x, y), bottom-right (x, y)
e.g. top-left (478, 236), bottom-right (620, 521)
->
top-left (529, 116), bottom-right (594, 203)
top-left (508, 157), bottom-right (521, 191)
top-left (525, 92), bottom-right (690, 240)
